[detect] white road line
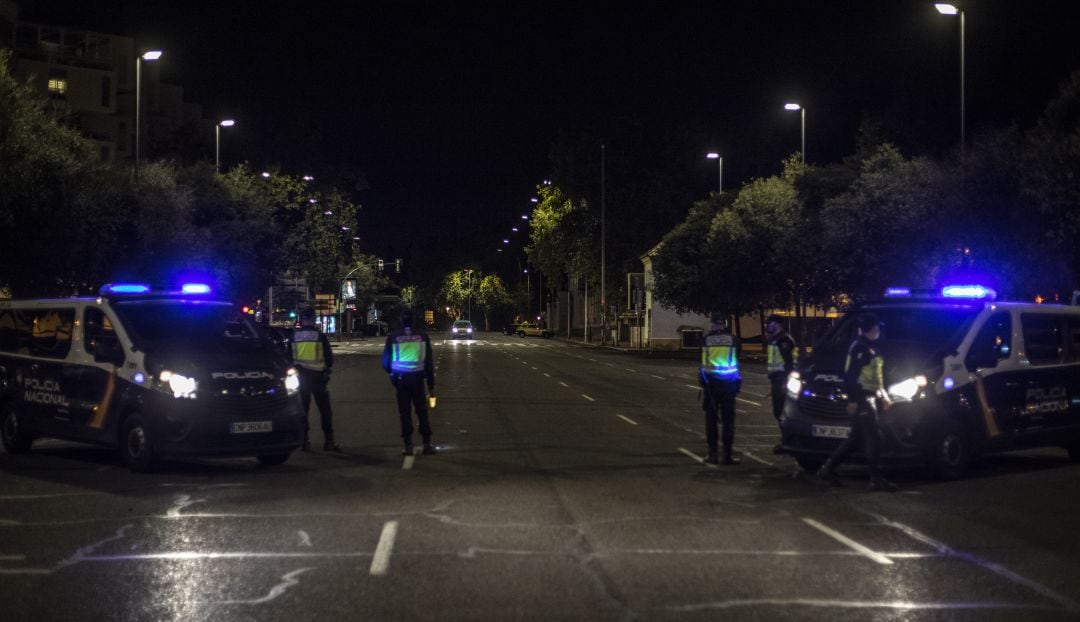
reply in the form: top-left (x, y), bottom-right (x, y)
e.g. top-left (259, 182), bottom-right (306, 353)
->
top-left (543, 373), bottom-right (551, 378)
top-left (221, 567), bottom-right (312, 604)
top-left (297, 531), bottom-right (312, 547)
top-left (402, 453), bottom-right (415, 470)
top-left (0, 555), bottom-right (25, 561)
top-left (737, 397), bottom-right (763, 406)
top-left (532, 366), bottom-right (539, 370)
top-left (559, 381), bottom-right (569, 387)
top-left (801, 518), bottom-right (893, 565)
top-left (677, 447), bottom-right (716, 468)
top-left (582, 394), bottom-right (596, 402)
top-left (370, 521), bottom-right (399, 576)
top-left (684, 384), bottom-right (700, 390)
top-left (736, 449), bottom-right (775, 466)
top-left (605, 363), bottom-right (615, 367)
top-left (625, 368), bottom-right (637, 373)
top-left (651, 374), bottom-right (666, 380)
top-left (617, 415), bottom-right (639, 426)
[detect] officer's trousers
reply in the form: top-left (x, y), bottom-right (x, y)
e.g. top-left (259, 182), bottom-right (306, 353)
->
top-left (824, 399), bottom-right (882, 478)
top-left (395, 372), bottom-right (432, 441)
top-left (298, 368), bottom-right (334, 441)
top-left (768, 374), bottom-right (786, 421)
top-left (703, 378), bottom-right (738, 450)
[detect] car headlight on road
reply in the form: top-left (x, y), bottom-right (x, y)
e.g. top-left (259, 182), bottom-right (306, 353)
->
top-left (159, 370), bottom-right (198, 399)
top-left (285, 368), bottom-right (300, 396)
top-left (887, 375), bottom-right (927, 401)
top-left (785, 372), bottom-right (802, 398)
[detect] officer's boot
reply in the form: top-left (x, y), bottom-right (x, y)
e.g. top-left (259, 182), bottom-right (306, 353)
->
top-left (868, 472), bottom-right (898, 493)
top-left (720, 445), bottom-right (741, 466)
top-left (704, 447), bottom-right (719, 465)
top-left (403, 436), bottom-right (414, 456)
top-left (815, 460), bottom-right (843, 487)
top-left (324, 435), bottom-right (341, 452)
top-left (422, 436), bottom-right (437, 455)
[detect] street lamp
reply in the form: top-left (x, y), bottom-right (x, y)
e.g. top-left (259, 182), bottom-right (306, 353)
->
top-left (784, 102), bottom-right (806, 164)
top-left (215, 119), bottom-right (235, 173)
top-left (706, 152), bottom-right (723, 194)
top-left (134, 49), bottom-right (162, 179)
top-left (934, 2), bottom-right (965, 164)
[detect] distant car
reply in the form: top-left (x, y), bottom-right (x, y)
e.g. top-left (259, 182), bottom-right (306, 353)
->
top-left (451, 320), bottom-right (475, 339)
top-left (516, 322), bottom-right (551, 338)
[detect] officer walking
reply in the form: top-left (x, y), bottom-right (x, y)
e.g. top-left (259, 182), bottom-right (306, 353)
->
top-left (765, 314), bottom-right (798, 423)
top-left (382, 309), bottom-right (436, 456)
top-left (699, 312), bottom-right (741, 465)
top-left (816, 313), bottom-right (898, 492)
top-left (288, 307), bottom-right (340, 451)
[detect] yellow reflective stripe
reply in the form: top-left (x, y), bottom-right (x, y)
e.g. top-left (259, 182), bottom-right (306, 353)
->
top-left (88, 372), bottom-right (115, 429)
top-left (974, 376), bottom-right (1001, 438)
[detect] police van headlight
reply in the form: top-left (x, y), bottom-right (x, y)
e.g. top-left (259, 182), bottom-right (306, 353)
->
top-left (285, 368), bottom-right (300, 396)
top-left (159, 370), bottom-right (198, 399)
top-left (887, 375), bottom-right (927, 401)
top-left (785, 372), bottom-right (802, 398)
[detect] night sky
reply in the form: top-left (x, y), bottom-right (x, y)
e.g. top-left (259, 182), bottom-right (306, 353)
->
top-left (18, 0), bottom-right (1080, 278)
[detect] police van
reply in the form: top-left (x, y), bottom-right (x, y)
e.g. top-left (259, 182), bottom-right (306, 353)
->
top-left (778, 285), bottom-right (1080, 479)
top-left (0, 283), bottom-right (305, 471)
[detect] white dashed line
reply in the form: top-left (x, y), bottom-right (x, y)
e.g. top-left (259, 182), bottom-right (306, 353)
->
top-left (532, 366), bottom-right (539, 370)
top-left (625, 368), bottom-right (637, 373)
top-left (802, 518), bottom-right (893, 565)
top-left (684, 384), bottom-right (700, 390)
top-left (582, 394), bottom-right (596, 402)
top-left (617, 415), bottom-right (639, 426)
top-left (370, 521), bottom-right (399, 576)
top-left (651, 374), bottom-right (665, 380)
top-left (402, 451), bottom-right (415, 470)
top-left (543, 373), bottom-right (551, 378)
top-left (559, 382), bottom-right (569, 387)
top-left (677, 447), bottom-right (716, 468)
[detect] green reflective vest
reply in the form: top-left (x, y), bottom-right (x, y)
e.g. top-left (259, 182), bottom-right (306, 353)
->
top-left (845, 351), bottom-right (884, 394)
top-left (292, 329), bottom-right (326, 371)
top-left (701, 333), bottom-right (740, 379)
top-left (391, 334), bottom-right (426, 373)
top-left (766, 335), bottom-right (798, 374)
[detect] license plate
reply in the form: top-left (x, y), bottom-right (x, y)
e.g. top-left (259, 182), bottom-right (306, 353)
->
top-left (812, 424), bottom-right (850, 439)
top-left (230, 421), bottom-right (272, 434)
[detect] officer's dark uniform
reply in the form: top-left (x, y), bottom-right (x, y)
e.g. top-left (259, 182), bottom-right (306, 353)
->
top-left (288, 309), bottom-right (340, 451)
top-left (765, 315), bottom-right (798, 422)
top-left (699, 313), bottom-right (741, 465)
top-left (817, 314), bottom-right (897, 492)
top-left (382, 310), bottom-right (436, 455)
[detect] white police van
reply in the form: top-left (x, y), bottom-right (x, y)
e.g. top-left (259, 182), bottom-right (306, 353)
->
top-left (779, 285), bottom-right (1080, 479)
top-left (0, 283), bottom-right (305, 471)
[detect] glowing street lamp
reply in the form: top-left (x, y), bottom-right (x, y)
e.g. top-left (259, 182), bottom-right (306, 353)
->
top-left (215, 119), bottom-right (235, 173)
top-left (705, 152), bottom-right (723, 194)
top-left (784, 102), bottom-right (806, 164)
top-left (135, 49), bottom-right (162, 178)
top-left (934, 2), bottom-right (965, 164)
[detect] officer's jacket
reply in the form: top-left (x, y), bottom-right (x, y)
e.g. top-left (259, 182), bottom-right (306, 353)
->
top-left (382, 327), bottom-right (435, 386)
top-left (289, 326), bottom-right (333, 372)
top-left (843, 336), bottom-right (884, 402)
top-left (766, 331), bottom-right (798, 377)
top-left (701, 330), bottom-right (741, 384)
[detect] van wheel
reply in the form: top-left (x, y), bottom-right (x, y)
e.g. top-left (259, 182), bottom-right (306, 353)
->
top-left (1, 407), bottom-right (34, 454)
top-left (257, 452), bottom-right (290, 467)
top-left (795, 456), bottom-right (824, 472)
top-left (925, 420), bottom-right (970, 480)
top-left (120, 414), bottom-right (159, 473)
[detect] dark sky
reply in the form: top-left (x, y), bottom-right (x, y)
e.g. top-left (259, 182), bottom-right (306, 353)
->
top-left (18, 0), bottom-right (1080, 274)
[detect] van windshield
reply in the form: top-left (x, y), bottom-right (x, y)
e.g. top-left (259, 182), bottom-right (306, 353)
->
top-left (815, 303), bottom-right (981, 373)
top-left (113, 300), bottom-right (270, 353)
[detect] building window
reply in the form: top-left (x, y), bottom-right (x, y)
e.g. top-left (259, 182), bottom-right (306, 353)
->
top-left (47, 69), bottom-right (67, 97)
top-left (101, 76), bottom-right (111, 107)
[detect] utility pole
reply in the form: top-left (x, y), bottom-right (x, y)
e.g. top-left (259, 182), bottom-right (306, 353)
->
top-left (600, 143), bottom-right (606, 345)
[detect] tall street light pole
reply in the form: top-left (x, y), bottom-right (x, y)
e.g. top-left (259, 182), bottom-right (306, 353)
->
top-left (215, 119), bottom-right (235, 173)
top-left (935, 3), bottom-right (965, 165)
top-left (706, 152), bottom-right (723, 194)
top-left (784, 102), bottom-right (805, 164)
top-left (134, 50), bottom-right (162, 180)
top-left (600, 143), bottom-right (606, 344)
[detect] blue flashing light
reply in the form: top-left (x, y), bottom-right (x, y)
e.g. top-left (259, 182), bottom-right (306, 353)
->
top-left (941, 285), bottom-right (996, 300)
top-left (134, 372), bottom-right (146, 384)
top-left (105, 283), bottom-right (151, 295)
top-left (180, 283), bottom-right (212, 295)
top-left (943, 377), bottom-right (955, 390)
top-left (884, 287), bottom-right (912, 298)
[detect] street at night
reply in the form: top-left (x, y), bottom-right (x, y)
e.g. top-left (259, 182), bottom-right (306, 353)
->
top-left (3, 333), bottom-right (1079, 620)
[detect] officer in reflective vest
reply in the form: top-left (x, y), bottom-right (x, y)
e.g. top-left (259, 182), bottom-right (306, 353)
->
top-left (288, 307), bottom-right (340, 451)
top-left (382, 309), bottom-right (436, 456)
top-left (817, 313), bottom-right (897, 492)
top-left (765, 314), bottom-right (798, 423)
top-left (699, 312), bottom-right (741, 465)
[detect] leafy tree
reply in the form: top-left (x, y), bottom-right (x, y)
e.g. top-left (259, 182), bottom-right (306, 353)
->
top-left (650, 198), bottom-right (723, 315)
top-left (440, 269), bottom-right (478, 319)
top-left (476, 273), bottom-right (512, 330)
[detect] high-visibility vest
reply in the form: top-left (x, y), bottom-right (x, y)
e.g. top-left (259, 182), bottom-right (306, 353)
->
top-left (701, 333), bottom-right (740, 379)
top-left (391, 333), bottom-right (426, 373)
top-left (845, 350), bottom-right (884, 395)
top-left (291, 328), bottom-right (326, 371)
top-left (766, 335), bottom-right (798, 374)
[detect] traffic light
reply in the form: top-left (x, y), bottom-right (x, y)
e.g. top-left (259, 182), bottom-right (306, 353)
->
top-left (289, 311), bottom-right (297, 319)
top-left (378, 259), bottom-right (385, 271)
top-left (395, 259), bottom-right (402, 273)
top-left (242, 305), bottom-right (251, 314)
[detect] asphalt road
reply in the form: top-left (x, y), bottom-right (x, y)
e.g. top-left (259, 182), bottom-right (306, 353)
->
top-left (2, 332), bottom-right (1080, 621)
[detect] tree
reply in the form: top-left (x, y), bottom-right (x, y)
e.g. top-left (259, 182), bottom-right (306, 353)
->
top-left (651, 198), bottom-right (723, 315)
top-left (440, 269), bottom-right (478, 320)
top-left (476, 274), bottom-right (512, 330)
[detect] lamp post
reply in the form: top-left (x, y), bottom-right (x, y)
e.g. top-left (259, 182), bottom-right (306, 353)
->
top-left (784, 102), bottom-right (805, 164)
top-left (600, 143), bottom-right (606, 344)
top-left (215, 119), bottom-right (235, 173)
top-left (706, 152), bottom-right (723, 194)
top-left (134, 50), bottom-right (162, 179)
top-left (934, 2), bottom-right (965, 165)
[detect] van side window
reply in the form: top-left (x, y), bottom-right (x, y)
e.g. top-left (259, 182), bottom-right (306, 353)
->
top-left (0, 308), bottom-right (32, 354)
top-left (967, 312), bottom-right (1012, 369)
top-left (84, 308), bottom-right (121, 361)
top-left (1021, 314), bottom-right (1065, 366)
top-left (28, 308), bottom-right (75, 359)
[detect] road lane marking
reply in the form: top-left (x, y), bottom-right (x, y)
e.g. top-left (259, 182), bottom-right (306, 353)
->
top-left (625, 368), bottom-right (637, 373)
top-left (559, 382), bottom-right (569, 387)
top-left (582, 394), bottom-right (596, 402)
top-left (735, 449), bottom-right (775, 466)
top-left (651, 375), bottom-right (666, 380)
top-left (543, 373), bottom-right (551, 377)
top-left (370, 521), bottom-right (399, 576)
top-left (297, 531), bottom-right (312, 547)
top-left (677, 447), bottom-right (716, 468)
top-left (737, 397), bottom-right (763, 406)
top-left (221, 567), bottom-right (313, 604)
top-left (403, 453), bottom-right (415, 470)
top-left (532, 366), bottom-right (539, 370)
top-left (684, 384), bottom-right (700, 390)
top-left (801, 518), bottom-right (893, 565)
top-left (667, 599), bottom-right (1058, 613)
top-left (0, 555), bottom-right (25, 561)
top-left (617, 415), bottom-right (638, 426)
top-left (605, 363), bottom-right (615, 367)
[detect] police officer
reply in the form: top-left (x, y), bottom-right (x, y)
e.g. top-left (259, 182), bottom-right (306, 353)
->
top-left (816, 313), bottom-right (898, 492)
top-left (765, 314), bottom-right (798, 423)
top-left (288, 307), bottom-right (340, 451)
top-left (699, 312), bottom-right (741, 465)
top-left (382, 309), bottom-right (436, 456)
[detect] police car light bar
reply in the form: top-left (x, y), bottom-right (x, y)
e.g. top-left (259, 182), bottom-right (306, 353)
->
top-left (884, 287), bottom-right (911, 297)
top-left (181, 283), bottom-right (212, 295)
top-left (941, 285), bottom-right (996, 300)
top-left (102, 283), bottom-right (152, 295)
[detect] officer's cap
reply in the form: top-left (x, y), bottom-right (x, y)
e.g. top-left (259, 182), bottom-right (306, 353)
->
top-left (856, 313), bottom-right (881, 331)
